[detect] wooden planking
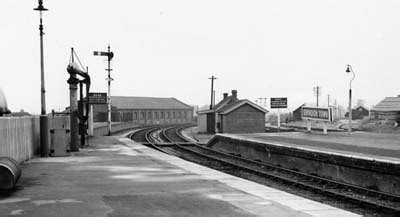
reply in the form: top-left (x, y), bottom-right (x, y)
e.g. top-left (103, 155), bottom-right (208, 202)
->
top-left (0, 116), bottom-right (39, 163)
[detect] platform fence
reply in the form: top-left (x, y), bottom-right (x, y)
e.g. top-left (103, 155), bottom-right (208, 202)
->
top-left (0, 116), bottom-right (40, 163)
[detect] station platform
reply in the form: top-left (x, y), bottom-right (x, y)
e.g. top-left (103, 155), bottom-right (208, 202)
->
top-left (232, 131), bottom-right (400, 163)
top-left (0, 135), bottom-right (358, 216)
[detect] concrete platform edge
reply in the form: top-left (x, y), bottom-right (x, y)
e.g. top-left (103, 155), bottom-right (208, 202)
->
top-left (119, 137), bottom-right (360, 217)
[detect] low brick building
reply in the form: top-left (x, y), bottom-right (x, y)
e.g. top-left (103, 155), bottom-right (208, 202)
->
top-left (198, 90), bottom-right (268, 134)
top-left (92, 96), bottom-right (194, 125)
top-left (370, 96), bottom-right (400, 122)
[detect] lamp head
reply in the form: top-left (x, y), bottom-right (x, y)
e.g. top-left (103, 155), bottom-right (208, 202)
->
top-left (346, 64), bottom-right (351, 73)
top-left (34, 0), bottom-right (48, 11)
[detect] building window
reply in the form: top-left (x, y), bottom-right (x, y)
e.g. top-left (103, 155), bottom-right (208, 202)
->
top-left (161, 112), bottom-right (164, 118)
top-left (134, 112), bottom-right (138, 119)
top-left (148, 111), bottom-right (151, 119)
top-left (141, 112), bottom-right (145, 120)
top-left (184, 111), bottom-right (187, 118)
top-left (167, 112), bottom-right (170, 118)
top-left (173, 111), bottom-right (176, 118)
top-left (155, 112), bottom-right (159, 119)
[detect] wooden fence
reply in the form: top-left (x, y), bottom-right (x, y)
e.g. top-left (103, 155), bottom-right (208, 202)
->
top-left (0, 116), bottom-right (138, 163)
top-left (0, 116), bottom-right (40, 163)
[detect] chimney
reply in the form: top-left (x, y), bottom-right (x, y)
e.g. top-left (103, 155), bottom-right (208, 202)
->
top-left (223, 93), bottom-right (228, 99)
top-left (231, 90), bottom-right (237, 100)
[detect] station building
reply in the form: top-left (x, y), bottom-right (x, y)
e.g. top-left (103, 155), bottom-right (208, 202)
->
top-left (198, 90), bottom-right (268, 134)
top-left (370, 95), bottom-right (400, 122)
top-left (92, 96), bottom-right (194, 125)
top-left (345, 106), bottom-right (369, 120)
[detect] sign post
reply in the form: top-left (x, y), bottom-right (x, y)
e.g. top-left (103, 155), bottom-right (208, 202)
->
top-left (87, 92), bottom-right (107, 136)
top-left (277, 109), bottom-right (281, 131)
top-left (270, 97), bottom-right (288, 132)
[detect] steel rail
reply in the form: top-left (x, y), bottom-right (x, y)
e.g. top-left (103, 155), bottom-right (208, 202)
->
top-left (131, 125), bottom-right (400, 215)
top-left (169, 126), bottom-right (400, 215)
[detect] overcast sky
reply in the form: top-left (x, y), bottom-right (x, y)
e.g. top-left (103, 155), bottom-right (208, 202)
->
top-left (1, 0), bottom-right (400, 114)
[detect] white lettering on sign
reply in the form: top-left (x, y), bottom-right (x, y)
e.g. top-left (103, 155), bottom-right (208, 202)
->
top-left (302, 106), bottom-right (333, 122)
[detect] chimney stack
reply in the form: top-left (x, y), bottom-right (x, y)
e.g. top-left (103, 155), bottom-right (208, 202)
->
top-left (223, 93), bottom-right (228, 99)
top-left (231, 90), bottom-right (237, 100)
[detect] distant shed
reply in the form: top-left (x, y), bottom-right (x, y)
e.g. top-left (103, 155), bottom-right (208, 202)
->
top-left (370, 96), bottom-right (400, 122)
top-left (198, 90), bottom-right (268, 134)
top-left (345, 106), bottom-right (369, 120)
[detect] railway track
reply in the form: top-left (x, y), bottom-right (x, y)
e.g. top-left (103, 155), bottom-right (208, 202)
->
top-left (129, 125), bottom-right (400, 216)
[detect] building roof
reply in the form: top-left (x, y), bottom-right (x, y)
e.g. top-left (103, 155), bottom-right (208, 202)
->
top-left (214, 95), bottom-right (235, 110)
top-left (197, 90), bottom-right (268, 115)
top-left (110, 96), bottom-right (192, 110)
top-left (371, 97), bottom-right (400, 112)
top-left (355, 105), bottom-right (369, 111)
top-left (218, 99), bottom-right (268, 115)
top-left (197, 97), bottom-right (234, 114)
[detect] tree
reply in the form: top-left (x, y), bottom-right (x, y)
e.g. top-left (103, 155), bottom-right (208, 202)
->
top-left (356, 99), bottom-right (366, 108)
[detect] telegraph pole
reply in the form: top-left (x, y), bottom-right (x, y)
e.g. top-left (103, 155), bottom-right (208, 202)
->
top-left (94, 45), bottom-right (114, 135)
top-left (313, 86), bottom-right (321, 107)
top-left (328, 94), bottom-right (330, 107)
top-left (34, 0), bottom-right (49, 157)
top-left (209, 76), bottom-right (217, 109)
top-left (213, 90), bottom-right (216, 108)
top-left (258, 97), bottom-right (267, 107)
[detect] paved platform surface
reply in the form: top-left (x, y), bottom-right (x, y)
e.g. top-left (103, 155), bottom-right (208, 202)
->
top-left (0, 136), bottom-right (358, 217)
top-left (233, 131), bottom-right (400, 163)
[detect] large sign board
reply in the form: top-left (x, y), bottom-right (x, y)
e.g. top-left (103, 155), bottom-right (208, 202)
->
top-left (270, 97), bottom-right (287, 109)
top-left (88, 92), bottom-right (107, 104)
top-left (302, 106), bottom-right (333, 122)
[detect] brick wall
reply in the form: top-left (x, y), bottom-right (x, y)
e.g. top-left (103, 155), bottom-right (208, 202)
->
top-left (221, 104), bottom-right (265, 133)
top-left (95, 108), bottom-right (194, 125)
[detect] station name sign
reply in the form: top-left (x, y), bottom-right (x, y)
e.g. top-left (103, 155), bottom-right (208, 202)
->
top-left (302, 106), bottom-right (333, 122)
top-left (88, 92), bottom-right (107, 104)
top-left (270, 97), bottom-right (287, 109)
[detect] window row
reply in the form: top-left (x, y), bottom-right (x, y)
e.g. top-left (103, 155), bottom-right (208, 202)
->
top-left (122, 110), bottom-right (189, 120)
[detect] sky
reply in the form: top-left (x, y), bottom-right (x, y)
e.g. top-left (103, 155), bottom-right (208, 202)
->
top-left (1, 0), bottom-right (400, 114)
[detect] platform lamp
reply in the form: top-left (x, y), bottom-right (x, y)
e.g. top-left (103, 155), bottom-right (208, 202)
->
top-left (34, 0), bottom-right (49, 157)
top-left (346, 64), bottom-right (356, 135)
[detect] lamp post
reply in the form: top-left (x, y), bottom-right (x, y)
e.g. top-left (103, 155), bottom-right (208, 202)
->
top-left (34, 0), bottom-right (49, 157)
top-left (346, 64), bottom-right (355, 134)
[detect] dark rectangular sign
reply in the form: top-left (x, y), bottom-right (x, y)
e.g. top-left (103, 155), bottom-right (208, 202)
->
top-left (270, 97), bottom-right (287, 109)
top-left (93, 51), bottom-right (109, 56)
top-left (88, 92), bottom-right (107, 104)
top-left (302, 106), bottom-right (333, 122)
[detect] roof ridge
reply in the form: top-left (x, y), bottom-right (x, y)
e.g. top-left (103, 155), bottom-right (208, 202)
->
top-left (110, 96), bottom-right (192, 109)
